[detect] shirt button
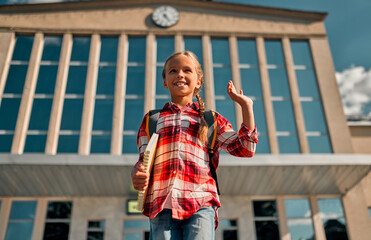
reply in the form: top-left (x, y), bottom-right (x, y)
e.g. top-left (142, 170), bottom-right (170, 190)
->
top-left (173, 171), bottom-right (176, 174)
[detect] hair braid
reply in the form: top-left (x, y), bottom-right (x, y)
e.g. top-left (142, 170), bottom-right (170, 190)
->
top-left (196, 93), bottom-right (208, 144)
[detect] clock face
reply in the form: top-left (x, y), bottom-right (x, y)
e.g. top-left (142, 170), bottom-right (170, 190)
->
top-left (152, 5), bottom-right (179, 28)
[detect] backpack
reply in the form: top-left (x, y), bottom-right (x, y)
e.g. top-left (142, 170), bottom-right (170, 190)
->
top-left (145, 109), bottom-right (221, 195)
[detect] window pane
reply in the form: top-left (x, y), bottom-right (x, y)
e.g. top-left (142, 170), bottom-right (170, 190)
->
top-left (184, 37), bottom-right (203, 65)
top-left (221, 219), bottom-right (237, 227)
top-left (66, 66), bottom-right (87, 94)
top-left (0, 98), bottom-right (21, 130)
top-left (214, 67), bottom-right (232, 96)
top-left (290, 41), bottom-right (313, 67)
top-left (57, 135), bottom-right (79, 153)
top-left (4, 65), bottom-right (28, 94)
top-left (123, 134), bottom-right (138, 154)
top-left (223, 230), bottom-right (238, 240)
top-left (238, 38), bottom-right (258, 65)
top-left (60, 99), bottom-right (83, 130)
top-left (211, 38), bottom-right (230, 64)
top-left (100, 36), bottom-right (118, 62)
top-left (156, 36), bottom-right (174, 62)
top-left (307, 136), bottom-right (332, 153)
top-left (124, 99), bottom-right (144, 131)
top-left (46, 201), bottom-right (73, 219)
top-left (35, 66), bottom-right (58, 94)
top-left (5, 222), bottom-right (34, 240)
top-left (215, 99), bottom-right (236, 129)
top-left (43, 223), bottom-right (70, 240)
top-left (88, 220), bottom-right (105, 228)
top-left (323, 218), bottom-right (349, 240)
top-left (0, 135), bottom-right (13, 152)
top-left (240, 68), bottom-right (262, 97)
top-left (71, 36), bottom-right (91, 61)
top-left (9, 201), bottom-right (37, 220)
top-left (97, 66), bottom-right (116, 95)
top-left (256, 134), bottom-right (270, 154)
top-left (42, 35), bottom-right (62, 61)
top-left (87, 232), bottom-right (104, 240)
top-left (156, 98), bottom-right (170, 109)
top-left (285, 199), bottom-right (311, 218)
top-left (317, 198), bottom-right (345, 218)
top-left (301, 101), bottom-right (327, 132)
top-left (123, 233), bottom-right (141, 240)
top-left (253, 101), bottom-right (267, 132)
top-left (277, 136), bottom-right (300, 153)
top-left (253, 200), bottom-right (277, 217)
top-left (265, 40), bottom-right (285, 65)
top-left (295, 70), bottom-right (319, 98)
top-left (12, 35), bottom-right (34, 61)
top-left (128, 36), bottom-right (146, 63)
top-left (127, 66), bottom-right (145, 95)
top-left (273, 101), bottom-right (297, 132)
top-left (91, 135), bottom-right (111, 154)
top-left (287, 219), bottom-right (314, 240)
top-left (24, 135), bottom-right (47, 153)
top-left (124, 220), bottom-right (150, 229)
top-left (255, 221), bottom-right (280, 240)
top-left (268, 68), bottom-right (290, 98)
top-left (93, 99), bottom-right (113, 131)
top-left (28, 99), bottom-right (53, 130)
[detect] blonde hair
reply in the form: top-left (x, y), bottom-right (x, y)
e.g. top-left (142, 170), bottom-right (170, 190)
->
top-left (162, 51), bottom-right (208, 144)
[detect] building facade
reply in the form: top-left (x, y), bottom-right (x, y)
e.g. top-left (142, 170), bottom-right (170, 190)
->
top-left (0, 0), bottom-right (370, 239)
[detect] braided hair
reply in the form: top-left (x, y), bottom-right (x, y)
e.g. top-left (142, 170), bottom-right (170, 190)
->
top-left (162, 51), bottom-right (208, 144)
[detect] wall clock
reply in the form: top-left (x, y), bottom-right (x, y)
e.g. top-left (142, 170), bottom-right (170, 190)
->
top-left (152, 5), bottom-right (179, 28)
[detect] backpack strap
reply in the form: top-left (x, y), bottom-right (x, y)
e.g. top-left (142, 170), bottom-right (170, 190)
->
top-left (145, 109), bottom-right (161, 141)
top-left (204, 109), bottom-right (220, 195)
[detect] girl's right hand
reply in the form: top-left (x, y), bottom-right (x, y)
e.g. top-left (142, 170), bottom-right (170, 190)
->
top-left (131, 163), bottom-right (150, 191)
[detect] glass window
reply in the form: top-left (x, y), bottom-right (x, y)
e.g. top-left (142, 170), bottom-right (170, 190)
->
top-left (265, 39), bottom-right (299, 153)
top-left (43, 201), bottom-right (73, 240)
top-left (87, 220), bottom-right (105, 240)
top-left (123, 220), bottom-right (150, 240)
top-left (318, 198), bottom-right (349, 240)
top-left (253, 200), bottom-right (280, 240)
top-left (211, 38), bottom-right (236, 128)
top-left (285, 199), bottom-right (314, 240)
top-left (5, 201), bottom-right (37, 240)
top-left (155, 36), bottom-right (174, 108)
top-left (123, 36), bottom-right (147, 154)
top-left (25, 35), bottom-right (62, 153)
top-left (58, 35), bottom-right (90, 153)
top-left (221, 219), bottom-right (238, 240)
top-left (0, 35), bottom-right (34, 152)
top-left (90, 36), bottom-right (118, 154)
top-left (238, 38), bottom-right (268, 153)
top-left (291, 40), bottom-right (332, 153)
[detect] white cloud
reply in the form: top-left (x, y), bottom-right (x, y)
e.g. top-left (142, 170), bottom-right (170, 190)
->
top-left (336, 66), bottom-right (371, 116)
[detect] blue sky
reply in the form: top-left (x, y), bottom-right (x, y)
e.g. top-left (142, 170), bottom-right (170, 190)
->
top-left (1, 0), bottom-right (371, 116)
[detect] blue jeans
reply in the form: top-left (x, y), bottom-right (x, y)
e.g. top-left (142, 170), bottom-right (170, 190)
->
top-left (149, 207), bottom-right (215, 240)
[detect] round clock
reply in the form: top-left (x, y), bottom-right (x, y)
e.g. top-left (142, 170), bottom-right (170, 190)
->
top-left (152, 5), bottom-right (179, 28)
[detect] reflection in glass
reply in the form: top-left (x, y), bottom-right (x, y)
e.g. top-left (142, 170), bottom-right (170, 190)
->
top-left (46, 201), bottom-right (73, 219)
top-left (285, 199), bottom-right (311, 218)
top-left (318, 198), bottom-right (345, 218)
top-left (255, 221), bottom-right (279, 240)
top-left (287, 219), bottom-right (314, 240)
top-left (124, 220), bottom-right (150, 229)
top-left (10, 201), bottom-right (37, 220)
top-left (322, 219), bottom-right (348, 240)
top-left (253, 200), bottom-right (277, 217)
top-left (42, 35), bottom-right (62, 61)
top-left (223, 230), bottom-right (238, 240)
top-left (71, 36), bottom-right (91, 61)
top-left (6, 222), bottom-right (34, 240)
top-left (221, 219), bottom-right (237, 227)
top-left (6, 201), bottom-right (37, 240)
top-left (43, 223), bottom-right (70, 240)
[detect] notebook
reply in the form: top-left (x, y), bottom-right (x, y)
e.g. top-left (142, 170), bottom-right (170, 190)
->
top-left (137, 133), bottom-right (159, 211)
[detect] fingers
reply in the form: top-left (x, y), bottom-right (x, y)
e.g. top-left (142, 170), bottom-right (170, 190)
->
top-left (131, 164), bottom-right (150, 191)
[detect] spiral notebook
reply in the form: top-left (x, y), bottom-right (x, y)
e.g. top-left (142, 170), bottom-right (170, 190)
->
top-left (137, 133), bottom-right (159, 211)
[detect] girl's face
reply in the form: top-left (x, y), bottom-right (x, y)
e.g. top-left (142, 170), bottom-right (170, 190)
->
top-left (163, 54), bottom-right (202, 101)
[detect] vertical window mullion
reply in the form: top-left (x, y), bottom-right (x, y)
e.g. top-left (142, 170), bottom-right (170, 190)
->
top-left (0, 32), bottom-right (16, 106)
top-left (79, 34), bottom-right (100, 155)
top-left (45, 33), bottom-right (72, 155)
top-left (202, 34), bottom-right (215, 110)
top-left (144, 33), bottom-right (156, 113)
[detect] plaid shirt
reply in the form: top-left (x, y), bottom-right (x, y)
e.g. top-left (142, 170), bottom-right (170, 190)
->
top-left (135, 102), bottom-right (258, 222)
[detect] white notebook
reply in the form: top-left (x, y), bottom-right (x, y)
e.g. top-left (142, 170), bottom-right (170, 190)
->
top-left (137, 133), bottom-right (159, 211)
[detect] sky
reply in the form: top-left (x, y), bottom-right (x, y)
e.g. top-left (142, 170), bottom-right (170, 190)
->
top-left (1, 0), bottom-right (371, 117)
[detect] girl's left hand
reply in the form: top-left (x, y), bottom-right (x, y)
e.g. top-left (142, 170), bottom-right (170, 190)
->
top-left (227, 80), bottom-right (253, 107)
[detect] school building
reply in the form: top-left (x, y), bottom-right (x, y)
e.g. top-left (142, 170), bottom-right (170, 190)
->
top-left (0, 0), bottom-right (370, 239)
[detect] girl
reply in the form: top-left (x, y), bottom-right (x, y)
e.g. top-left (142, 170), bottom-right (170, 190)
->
top-left (131, 51), bottom-right (258, 239)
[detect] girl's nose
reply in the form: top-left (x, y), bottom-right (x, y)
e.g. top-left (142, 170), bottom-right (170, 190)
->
top-left (177, 71), bottom-right (184, 78)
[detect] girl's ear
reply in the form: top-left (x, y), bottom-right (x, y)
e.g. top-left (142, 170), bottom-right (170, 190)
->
top-left (164, 80), bottom-right (168, 89)
top-left (196, 77), bottom-right (202, 89)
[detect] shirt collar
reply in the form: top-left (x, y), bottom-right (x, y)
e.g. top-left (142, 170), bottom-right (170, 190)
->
top-left (163, 102), bottom-right (199, 111)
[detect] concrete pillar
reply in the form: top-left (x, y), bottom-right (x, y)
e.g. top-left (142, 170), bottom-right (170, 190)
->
top-left (309, 196), bottom-right (326, 240)
top-left (256, 36), bottom-right (278, 154)
top-left (32, 198), bottom-right (47, 240)
top-left (202, 34), bottom-right (215, 110)
top-left (111, 34), bottom-right (128, 155)
top-left (282, 37), bottom-right (309, 153)
top-left (45, 34), bottom-right (72, 155)
top-left (11, 32), bottom-right (44, 154)
top-left (0, 32), bottom-right (15, 106)
top-left (79, 34), bottom-right (100, 155)
top-left (309, 38), bottom-right (353, 153)
top-left (276, 196), bottom-right (290, 240)
top-left (175, 33), bottom-right (183, 52)
top-left (0, 198), bottom-right (11, 240)
top-left (144, 33), bottom-right (156, 114)
top-left (229, 35), bottom-right (243, 127)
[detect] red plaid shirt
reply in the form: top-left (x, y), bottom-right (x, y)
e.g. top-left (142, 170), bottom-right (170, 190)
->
top-left (135, 102), bottom-right (258, 222)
